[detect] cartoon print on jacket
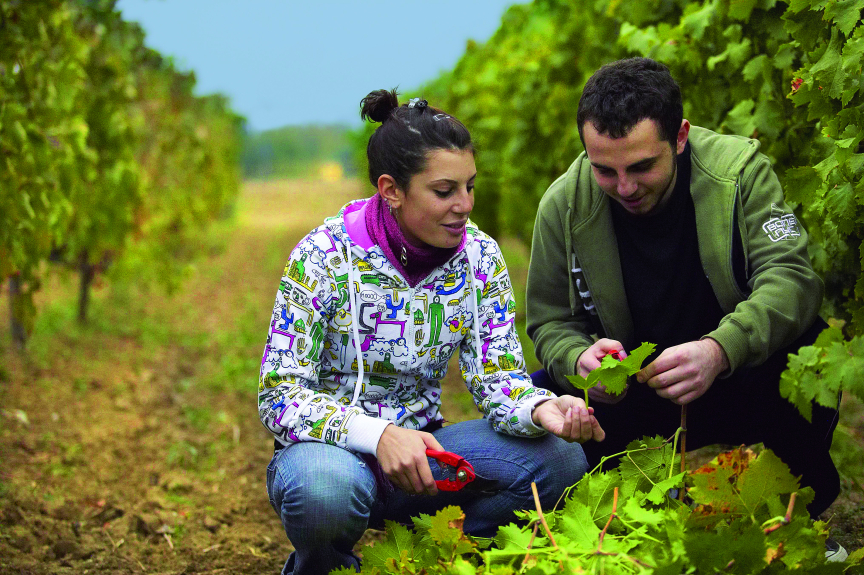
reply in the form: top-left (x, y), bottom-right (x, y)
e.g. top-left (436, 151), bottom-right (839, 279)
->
top-left (258, 200), bottom-right (553, 455)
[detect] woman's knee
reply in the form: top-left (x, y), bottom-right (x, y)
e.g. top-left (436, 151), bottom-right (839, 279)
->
top-left (433, 419), bottom-right (588, 505)
top-left (268, 443), bottom-right (377, 540)
top-left (521, 436), bottom-right (588, 506)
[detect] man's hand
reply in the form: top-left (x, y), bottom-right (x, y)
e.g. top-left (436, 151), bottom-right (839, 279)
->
top-left (578, 338), bottom-right (628, 404)
top-left (636, 339), bottom-right (729, 405)
top-left (532, 396), bottom-right (606, 443)
top-left (376, 425), bottom-right (444, 495)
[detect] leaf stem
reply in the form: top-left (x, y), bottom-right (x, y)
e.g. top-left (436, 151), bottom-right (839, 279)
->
top-left (670, 427), bottom-right (680, 481)
top-left (597, 486), bottom-right (619, 552)
top-left (530, 482), bottom-right (564, 569)
top-left (521, 522), bottom-right (539, 567)
top-left (615, 516), bottom-right (664, 543)
top-left (679, 405), bottom-right (687, 475)
top-left (584, 388), bottom-right (590, 410)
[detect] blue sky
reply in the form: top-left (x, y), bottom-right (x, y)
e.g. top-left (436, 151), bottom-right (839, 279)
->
top-left (117, 1), bottom-right (517, 132)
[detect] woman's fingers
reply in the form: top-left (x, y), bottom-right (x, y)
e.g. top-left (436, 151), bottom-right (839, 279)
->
top-left (590, 413), bottom-right (606, 442)
top-left (560, 406), bottom-right (574, 440)
top-left (377, 427), bottom-right (439, 495)
top-left (418, 458), bottom-right (438, 495)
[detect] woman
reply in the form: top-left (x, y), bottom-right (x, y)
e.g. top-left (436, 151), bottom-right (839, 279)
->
top-left (259, 89), bottom-right (604, 575)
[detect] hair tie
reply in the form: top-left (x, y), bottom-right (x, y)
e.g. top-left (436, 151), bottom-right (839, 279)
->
top-left (408, 98), bottom-right (428, 109)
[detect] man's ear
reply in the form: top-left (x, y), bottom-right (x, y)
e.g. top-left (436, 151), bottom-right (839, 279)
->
top-left (676, 120), bottom-right (691, 155)
top-left (377, 174), bottom-right (403, 209)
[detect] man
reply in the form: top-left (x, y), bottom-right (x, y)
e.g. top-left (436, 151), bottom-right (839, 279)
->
top-left (526, 58), bottom-right (841, 527)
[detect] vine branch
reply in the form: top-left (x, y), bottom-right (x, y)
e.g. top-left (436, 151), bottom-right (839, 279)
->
top-left (763, 492), bottom-right (797, 534)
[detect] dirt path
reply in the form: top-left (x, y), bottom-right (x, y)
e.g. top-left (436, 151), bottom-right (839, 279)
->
top-left (0, 179), bottom-right (413, 574)
top-left (1, 178), bottom-right (861, 574)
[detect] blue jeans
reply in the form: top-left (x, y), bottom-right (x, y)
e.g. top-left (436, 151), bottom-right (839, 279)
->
top-left (266, 418), bottom-right (588, 575)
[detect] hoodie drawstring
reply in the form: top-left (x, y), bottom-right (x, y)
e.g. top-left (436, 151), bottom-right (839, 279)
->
top-left (345, 240), bottom-right (365, 407)
top-left (466, 251), bottom-right (482, 369)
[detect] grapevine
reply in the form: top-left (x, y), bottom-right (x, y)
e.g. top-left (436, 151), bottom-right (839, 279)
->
top-left (341, 438), bottom-right (862, 574)
top-left (1, 1), bottom-right (242, 345)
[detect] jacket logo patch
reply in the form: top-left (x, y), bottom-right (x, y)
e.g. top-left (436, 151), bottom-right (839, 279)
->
top-left (762, 204), bottom-right (800, 242)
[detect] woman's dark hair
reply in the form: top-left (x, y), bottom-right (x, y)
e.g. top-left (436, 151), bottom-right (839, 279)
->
top-left (360, 88), bottom-right (473, 191)
top-left (576, 58), bottom-right (683, 148)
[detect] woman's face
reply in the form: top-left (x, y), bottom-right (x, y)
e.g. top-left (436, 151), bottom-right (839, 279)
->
top-left (392, 148), bottom-right (476, 249)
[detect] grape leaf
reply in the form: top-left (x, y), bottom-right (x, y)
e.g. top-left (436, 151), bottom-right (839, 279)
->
top-left (809, 29), bottom-right (847, 101)
top-left (737, 449), bottom-right (800, 515)
top-left (565, 342), bottom-right (657, 395)
top-left (779, 368), bottom-right (815, 422)
top-left (728, 0), bottom-right (758, 21)
top-left (823, 341), bottom-right (864, 394)
top-left (689, 446), bottom-right (800, 527)
top-left (849, 546), bottom-right (864, 564)
top-left (620, 496), bottom-right (668, 526)
top-left (557, 499), bottom-right (602, 550)
top-left (766, 516), bottom-right (823, 568)
top-left (826, 181), bottom-right (857, 226)
top-left (689, 446), bottom-right (755, 522)
top-left (361, 520), bottom-right (424, 569)
top-left (568, 469), bottom-right (626, 528)
top-left (493, 522), bottom-right (535, 551)
top-left (430, 505), bottom-right (471, 546)
top-left (645, 473), bottom-right (687, 505)
top-left (823, 0), bottom-right (864, 35)
top-left (619, 342), bottom-right (658, 374)
top-left (684, 521), bottom-right (767, 574)
top-left (814, 324), bottom-right (845, 347)
top-left (618, 435), bottom-right (680, 496)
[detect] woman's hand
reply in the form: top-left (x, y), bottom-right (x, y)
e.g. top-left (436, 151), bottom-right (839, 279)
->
top-left (532, 396), bottom-right (605, 443)
top-left (578, 338), bottom-right (629, 404)
top-left (376, 425), bottom-right (444, 495)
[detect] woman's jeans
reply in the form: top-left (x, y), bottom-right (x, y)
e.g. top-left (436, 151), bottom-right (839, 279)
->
top-left (266, 418), bottom-right (588, 575)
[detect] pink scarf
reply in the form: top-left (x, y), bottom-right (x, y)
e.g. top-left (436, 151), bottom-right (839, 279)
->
top-left (363, 193), bottom-right (463, 287)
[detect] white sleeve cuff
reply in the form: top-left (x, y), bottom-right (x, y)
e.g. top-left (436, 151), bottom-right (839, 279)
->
top-left (515, 397), bottom-right (553, 435)
top-left (345, 414), bottom-right (394, 455)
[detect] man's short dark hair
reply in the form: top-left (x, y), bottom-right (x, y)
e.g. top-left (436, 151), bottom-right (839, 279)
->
top-left (577, 58), bottom-right (683, 148)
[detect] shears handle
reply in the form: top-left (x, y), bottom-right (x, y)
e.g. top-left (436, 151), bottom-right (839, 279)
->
top-left (425, 449), bottom-right (476, 491)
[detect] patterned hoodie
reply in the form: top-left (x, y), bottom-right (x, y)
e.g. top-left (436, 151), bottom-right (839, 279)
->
top-left (258, 199), bottom-right (555, 455)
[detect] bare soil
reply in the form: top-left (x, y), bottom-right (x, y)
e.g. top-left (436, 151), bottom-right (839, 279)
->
top-left (1, 178), bottom-right (861, 574)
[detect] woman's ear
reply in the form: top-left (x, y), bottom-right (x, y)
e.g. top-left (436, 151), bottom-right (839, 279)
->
top-left (377, 174), bottom-right (403, 209)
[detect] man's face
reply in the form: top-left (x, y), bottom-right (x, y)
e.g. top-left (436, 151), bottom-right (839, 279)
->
top-left (583, 118), bottom-right (689, 216)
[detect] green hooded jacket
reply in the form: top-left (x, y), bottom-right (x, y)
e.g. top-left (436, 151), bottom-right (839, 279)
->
top-left (526, 126), bottom-right (823, 389)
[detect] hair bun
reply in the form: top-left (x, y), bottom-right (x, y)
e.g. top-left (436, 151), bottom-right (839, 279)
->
top-left (360, 89), bottom-right (399, 123)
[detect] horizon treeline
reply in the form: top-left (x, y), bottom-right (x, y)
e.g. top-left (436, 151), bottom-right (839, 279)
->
top-left (241, 124), bottom-right (357, 181)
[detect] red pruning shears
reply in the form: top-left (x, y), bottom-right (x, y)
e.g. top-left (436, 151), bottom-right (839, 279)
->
top-left (606, 349), bottom-right (622, 360)
top-left (425, 449), bottom-right (501, 493)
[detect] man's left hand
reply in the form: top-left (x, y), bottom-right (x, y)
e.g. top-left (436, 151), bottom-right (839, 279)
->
top-left (636, 339), bottom-right (729, 405)
top-left (532, 396), bottom-right (605, 443)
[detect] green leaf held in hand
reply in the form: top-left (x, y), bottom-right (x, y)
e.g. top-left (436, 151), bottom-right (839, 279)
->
top-left (566, 342), bottom-right (657, 396)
